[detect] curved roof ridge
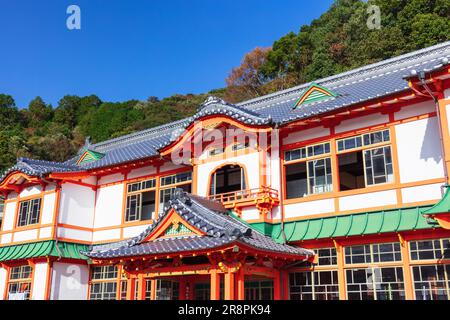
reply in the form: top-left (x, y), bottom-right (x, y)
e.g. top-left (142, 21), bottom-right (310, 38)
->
top-left (91, 118), bottom-right (190, 152)
top-left (237, 41), bottom-right (450, 109)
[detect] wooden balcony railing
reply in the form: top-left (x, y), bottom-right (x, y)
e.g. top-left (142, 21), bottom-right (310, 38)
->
top-left (207, 186), bottom-right (279, 215)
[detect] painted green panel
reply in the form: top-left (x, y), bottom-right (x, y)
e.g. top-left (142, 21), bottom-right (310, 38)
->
top-left (347, 214), bottom-right (368, 236)
top-left (0, 241), bottom-right (89, 262)
top-left (365, 212), bottom-right (384, 234)
top-left (380, 210), bottom-right (401, 233)
top-left (423, 187), bottom-right (450, 215)
top-left (333, 215), bottom-right (353, 237)
top-left (317, 217), bottom-right (338, 239)
top-left (249, 205), bottom-right (437, 242)
top-left (302, 219), bottom-right (324, 240)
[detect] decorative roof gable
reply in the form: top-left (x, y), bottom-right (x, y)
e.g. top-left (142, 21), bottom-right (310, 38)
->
top-left (76, 149), bottom-right (105, 165)
top-left (82, 190), bottom-right (313, 260)
top-left (293, 83), bottom-right (337, 108)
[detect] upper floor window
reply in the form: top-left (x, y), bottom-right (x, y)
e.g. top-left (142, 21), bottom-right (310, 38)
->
top-left (285, 142), bottom-right (332, 199)
top-left (7, 265), bottom-right (32, 300)
top-left (208, 147), bottom-right (224, 157)
top-left (410, 238), bottom-right (450, 261)
top-left (337, 129), bottom-right (393, 191)
top-left (17, 198), bottom-right (41, 227)
top-left (125, 178), bottom-right (156, 222)
top-left (314, 247), bottom-right (337, 266)
top-left (210, 165), bottom-right (246, 196)
top-left (158, 172), bottom-right (192, 213)
top-left (344, 242), bottom-right (402, 264)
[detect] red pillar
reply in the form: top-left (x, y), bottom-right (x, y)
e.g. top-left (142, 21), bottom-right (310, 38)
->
top-left (273, 270), bottom-right (281, 300)
top-left (281, 270), bottom-right (290, 300)
top-left (179, 280), bottom-right (187, 300)
top-left (210, 270), bottom-right (221, 300)
top-left (237, 268), bottom-right (245, 300)
top-left (224, 271), bottom-right (235, 300)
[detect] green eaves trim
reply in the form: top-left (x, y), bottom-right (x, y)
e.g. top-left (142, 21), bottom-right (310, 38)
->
top-left (422, 186), bottom-right (450, 216)
top-left (0, 240), bottom-right (90, 262)
top-left (250, 205), bottom-right (437, 244)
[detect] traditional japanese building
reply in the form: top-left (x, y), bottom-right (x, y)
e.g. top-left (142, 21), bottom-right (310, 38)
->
top-left (0, 41), bottom-right (450, 300)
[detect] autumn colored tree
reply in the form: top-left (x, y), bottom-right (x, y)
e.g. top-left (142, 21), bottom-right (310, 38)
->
top-left (224, 47), bottom-right (271, 103)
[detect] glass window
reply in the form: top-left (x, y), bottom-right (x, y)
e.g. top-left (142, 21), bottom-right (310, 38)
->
top-left (160, 172), bottom-right (192, 186)
top-left (232, 141), bottom-right (250, 151)
top-left (308, 158), bottom-right (332, 194)
top-left (289, 271), bottom-right (339, 300)
top-left (245, 280), bottom-right (273, 300)
top-left (337, 129), bottom-right (390, 152)
top-left (412, 265), bottom-right (450, 300)
top-left (125, 178), bottom-right (156, 222)
top-left (337, 136), bottom-right (363, 152)
top-left (364, 146), bottom-right (393, 185)
top-left (345, 243), bottom-right (402, 264)
top-left (155, 280), bottom-right (179, 300)
top-left (17, 198), bottom-right (41, 227)
top-left (158, 184), bottom-right (191, 213)
top-left (363, 129), bottom-right (390, 146)
top-left (89, 266), bottom-right (119, 300)
top-left (314, 248), bottom-right (337, 266)
top-left (208, 148), bottom-right (224, 156)
top-left (7, 265), bottom-right (32, 300)
top-left (285, 147), bottom-right (307, 162)
top-left (346, 267), bottom-right (405, 300)
top-left (410, 238), bottom-right (450, 261)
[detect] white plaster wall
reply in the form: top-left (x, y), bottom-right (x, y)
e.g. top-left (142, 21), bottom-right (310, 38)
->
top-left (39, 227), bottom-right (52, 239)
top-left (284, 199), bottom-right (335, 218)
top-left (128, 165), bottom-right (157, 179)
top-left (271, 206), bottom-right (281, 220)
top-left (394, 101), bottom-right (435, 121)
top-left (160, 162), bottom-right (185, 173)
top-left (444, 89), bottom-right (450, 99)
top-left (0, 267), bottom-right (6, 300)
top-left (13, 229), bottom-right (38, 242)
top-left (94, 184), bottom-right (124, 228)
top-left (31, 263), bottom-right (48, 300)
top-left (1, 233), bottom-right (12, 244)
top-left (50, 262), bottom-right (89, 300)
top-left (446, 101), bottom-right (450, 137)
top-left (57, 227), bottom-right (92, 242)
top-left (1, 201), bottom-right (17, 231)
top-left (339, 190), bottom-right (397, 211)
top-left (92, 229), bottom-right (121, 242)
top-left (283, 126), bottom-right (330, 145)
top-left (269, 130), bottom-right (281, 192)
top-left (59, 183), bottom-right (95, 228)
top-left (395, 117), bottom-right (444, 183)
top-left (19, 185), bottom-right (42, 198)
top-left (122, 224), bottom-right (150, 239)
top-left (401, 183), bottom-right (443, 204)
top-left (196, 152), bottom-right (261, 197)
top-left (240, 208), bottom-right (260, 221)
top-left (41, 192), bottom-right (56, 225)
top-left (335, 113), bottom-right (389, 134)
top-left (98, 173), bottom-right (124, 185)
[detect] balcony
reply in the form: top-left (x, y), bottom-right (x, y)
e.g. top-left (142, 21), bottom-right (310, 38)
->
top-left (207, 186), bottom-right (280, 215)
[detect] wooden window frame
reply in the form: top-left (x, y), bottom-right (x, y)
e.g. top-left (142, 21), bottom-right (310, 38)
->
top-left (16, 197), bottom-right (42, 228)
top-left (6, 265), bottom-right (33, 300)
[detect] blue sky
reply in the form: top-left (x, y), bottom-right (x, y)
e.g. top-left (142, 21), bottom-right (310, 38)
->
top-left (0, 0), bottom-right (334, 108)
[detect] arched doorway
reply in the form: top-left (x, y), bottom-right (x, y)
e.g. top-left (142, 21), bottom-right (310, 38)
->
top-left (209, 164), bottom-right (246, 196)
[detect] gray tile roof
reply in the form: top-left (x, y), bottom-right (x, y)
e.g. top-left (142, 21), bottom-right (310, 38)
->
top-left (2, 42), bottom-right (450, 181)
top-left (0, 158), bottom-right (79, 182)
top-left (82, 190), bottom-right (313, 259)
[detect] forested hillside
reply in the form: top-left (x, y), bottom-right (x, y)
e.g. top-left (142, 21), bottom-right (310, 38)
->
top-left (0, 0), bottom-right (449, 172)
